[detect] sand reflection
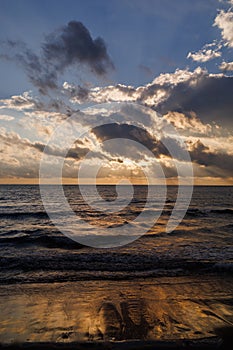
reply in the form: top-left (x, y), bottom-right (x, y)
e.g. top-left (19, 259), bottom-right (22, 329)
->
top-left (0, 276), bottom-right (233, 343)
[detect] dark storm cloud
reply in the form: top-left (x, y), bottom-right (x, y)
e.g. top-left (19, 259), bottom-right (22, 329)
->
top-left (43, 21), bottom-right (114, 76)
top-left (0, 21), bottom-right (114, 94)
top-left (32, 141), bottom-right (90, 161)
top-left (91, 123), bottom-right (187, 159)
top-left (92, 123), bottom-right (161, 156)
top-left (92, 123), bottom-right (233, 177)
top-left (189, 140), bottom-right (233, 176)
top-left (155, 75), bottom-right (233, 128)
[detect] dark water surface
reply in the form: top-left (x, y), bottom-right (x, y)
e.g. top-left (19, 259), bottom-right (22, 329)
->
top-left (0, 185), bottom-right (232, 284)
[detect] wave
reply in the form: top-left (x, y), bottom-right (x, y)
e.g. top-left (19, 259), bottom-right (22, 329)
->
top-left (1, 207), bottom-right (232, 221)
top-left (166, 199), bottom-right (175, 204)
top-left (0, 211), bottom-right (49, 219)
top-left (213, 262), bottom-right (233, 272)
top-left (0, 258), bottom-right (232, 284)
top-left (211, 208), bottom-right (233, 215)
top-left (186, 208), bottom-right (233, 217)
top-left (0, 233), bottom-right (84, 250)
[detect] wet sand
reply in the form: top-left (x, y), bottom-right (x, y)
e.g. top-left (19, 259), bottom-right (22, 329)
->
top-left (0, 275), bottom-right (233, 348)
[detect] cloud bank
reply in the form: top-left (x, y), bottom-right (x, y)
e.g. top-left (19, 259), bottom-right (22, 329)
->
top-left (62, 67), bottom-right (233, 127)
top-left (1, 86), bottom-right (233, 183)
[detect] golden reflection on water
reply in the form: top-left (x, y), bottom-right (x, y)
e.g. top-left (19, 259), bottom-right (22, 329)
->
top-left (0, 276), bottom-right (233, 343)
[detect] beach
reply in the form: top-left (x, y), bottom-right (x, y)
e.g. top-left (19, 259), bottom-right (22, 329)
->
top-left (0, 275), bottom-right (233, 348)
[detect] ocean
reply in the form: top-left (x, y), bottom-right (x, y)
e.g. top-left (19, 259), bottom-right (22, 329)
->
top-left (0, 185), bottom-right (232, 284)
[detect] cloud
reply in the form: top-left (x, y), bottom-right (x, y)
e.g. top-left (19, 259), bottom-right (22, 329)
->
top-left (214, 8), bottom-right (233, 47)
top-left (164, 111), bottom-right (213, 136)
top-left (0, 127), bottom-right (40, 178)
top-left (219, 60), bottom-right (233, 70)
top-left (66, 68), bottom-right (206, 106)
top-left (92, 123), bottom-right (165, 158)
top-left (0, 125), bottom-right (95, 180)
top-left (33, 141), bottom-right (90, 161)
top-left (63, 82), bottom-right (89, 103)
top-left (75, 68), bottom-right (192, 106)
top-left (2, 67), bottom-right (233, 130)
top-left (43, 21), bottom-right (114, 76)
top-left (0, 127), bottom-right (89, 159)
top-left (0, 21), bottom-right (114, 93)
top-left (187, 43), bottom-right (222, 63)
top-left (0, 91), bottom-right (77, 121)
top-left (65, 67), bottom-right (233, 128)
top-left (64, 82), bottom-right (139, 104)
top-left (92, 122), bottom-right (233, 178)
top-left (0, 97), bottom-right (232, 181)
top-left (0, 115), bottom-right (14, 121)
top-left (92, 122), bottom-right (191, 163)
top-left (187, 4), bottom-right (233, 64)
top-left (0, 91), bottom-right (45, 111)
top-left (0, 40), bottom-right (57, 94)
top-left (153, 69), bottom-right (233, 128)
top-left (6, 67), bottom-right (232, 131)
top-left (1, 65), bottom-right (232, 182)
top-left (0, 127), bottom-right (35, 149)
top-left (189, 139), bottom-right (233, 177)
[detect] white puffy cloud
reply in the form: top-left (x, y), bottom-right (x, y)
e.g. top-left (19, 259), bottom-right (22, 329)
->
top-left (187, 39), bottom-right (223, 63)
top-left (151, 67), bottom-right (205, 85)
top-left (164, 111), bottom-right (213, 135)
top-left (219, 60), bottom-right (233, 70)
top-left (187, 4), bottom-right (233, 64)
top-left (0, 92), bottom-right (42, 111)
top-left (187, 47), bottom-right (221, 62)
top-left (0, 114), bottom-right (14, 121)
top-left (63, 82), bottom-right (140, 104)
top-left (214, 9), bottom-right (233, 47)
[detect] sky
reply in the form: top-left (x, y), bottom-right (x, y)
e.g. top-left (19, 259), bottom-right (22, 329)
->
top-left (0, 0), bottom-right (233, 184)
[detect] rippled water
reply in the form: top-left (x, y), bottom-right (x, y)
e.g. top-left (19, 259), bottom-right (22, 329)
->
top-left (0, 185), bottom-right (233, 284)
